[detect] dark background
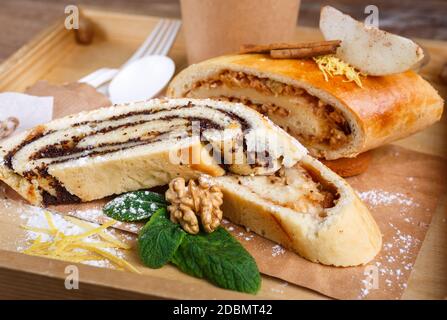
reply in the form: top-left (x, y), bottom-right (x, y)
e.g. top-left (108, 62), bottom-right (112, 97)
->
top-left (1, 0), bottom-right (446, 63)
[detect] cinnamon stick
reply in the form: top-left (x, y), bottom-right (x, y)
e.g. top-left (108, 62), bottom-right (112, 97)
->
top-left (240, 40), bottom-right (341, 54)
top-left (270, 44), bottom-right (339, 59)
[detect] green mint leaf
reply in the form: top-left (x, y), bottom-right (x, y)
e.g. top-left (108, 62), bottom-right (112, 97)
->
top-left (137, 207), bottom-right (186, 268)
top-left (103, 190), bottom-right (166, 222)
top-left (171, 227), bottom-right (261, 294)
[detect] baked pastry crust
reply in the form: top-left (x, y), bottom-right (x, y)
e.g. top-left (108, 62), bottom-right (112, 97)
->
top-left (167, 54), bottom-right (444, 160)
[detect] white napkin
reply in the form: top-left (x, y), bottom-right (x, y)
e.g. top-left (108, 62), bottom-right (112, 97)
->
top-left (0, 92), bottom-right (53, 134)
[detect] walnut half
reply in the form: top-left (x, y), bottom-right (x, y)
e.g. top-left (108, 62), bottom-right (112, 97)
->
top-left (165, 176), bottom-right (223, 234)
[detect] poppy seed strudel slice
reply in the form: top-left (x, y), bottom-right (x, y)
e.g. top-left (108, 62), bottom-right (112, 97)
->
top-left (0, 98), bottom-right (306, 206)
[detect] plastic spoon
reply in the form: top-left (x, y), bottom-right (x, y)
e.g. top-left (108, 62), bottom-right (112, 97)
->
top-left (108, 55), bottom-right (175, 104)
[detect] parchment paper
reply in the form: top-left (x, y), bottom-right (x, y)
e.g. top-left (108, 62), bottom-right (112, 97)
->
top-left (1, 82), bottom-right (445, 299)
top-left (25, 80), bottom-right (110, 118)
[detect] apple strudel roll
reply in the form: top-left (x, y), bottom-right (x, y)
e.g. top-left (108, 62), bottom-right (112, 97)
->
top-left (167, 54), bottom-right (443, 160)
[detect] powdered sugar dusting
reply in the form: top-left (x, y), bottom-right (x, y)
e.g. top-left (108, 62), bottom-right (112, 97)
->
top-left (356, 185), bottom-right (427, 298)
top-left (358, 189), bottom-right (418, 207)
top-left (272, 244), bottom-right (286, 257)
top-left (20, 209), bottom-right (83, 242)
top-left (227, 224), bottom-right (257, 242)
top-left (358, 221), bottom-right (421, 299)
top-left (67, 208), bottom-right (104, 221)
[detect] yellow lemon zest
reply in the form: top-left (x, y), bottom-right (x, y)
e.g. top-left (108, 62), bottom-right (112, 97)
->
top-left (21, 225), bottom-right (53, 234)
top-left (44, 210), bottom-right (58, 233)
top-left (21, 213), bottom-right (139, 273)
top-left (60, 219), bottom-right (116, 243)
top-left (65, 216), bottom-right (131, 249)
top-left (313, 55), bottom-right (365, 88)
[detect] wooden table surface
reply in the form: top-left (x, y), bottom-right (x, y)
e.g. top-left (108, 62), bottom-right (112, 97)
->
top-left (1, 0), bottom-right (447, 63)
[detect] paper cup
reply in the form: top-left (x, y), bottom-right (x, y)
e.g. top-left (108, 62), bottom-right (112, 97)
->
top-left (180, 0), bottom-right (301, 64)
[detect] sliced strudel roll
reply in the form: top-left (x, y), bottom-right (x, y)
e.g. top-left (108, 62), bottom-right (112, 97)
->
top-left (0, 98), bottom-right (305, 206)
top-left (167, 54), bottom-right (444, 160)
top-left (211, 155), bottom-right (382, 266)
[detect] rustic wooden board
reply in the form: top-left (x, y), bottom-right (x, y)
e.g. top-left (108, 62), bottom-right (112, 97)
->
top-left (0, 8), bottom-right (445, 299)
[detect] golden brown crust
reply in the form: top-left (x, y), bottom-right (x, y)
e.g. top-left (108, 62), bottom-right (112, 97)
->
top-left (168, 54), bottom-right (444, 159)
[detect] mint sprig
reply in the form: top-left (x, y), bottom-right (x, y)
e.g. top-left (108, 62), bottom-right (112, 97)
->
top-left (172, 228), bottom-right (261, 294)
top-left (104, 190), bottom-right (261, 294)
top-left (138, 208), bottom-right (186, 268)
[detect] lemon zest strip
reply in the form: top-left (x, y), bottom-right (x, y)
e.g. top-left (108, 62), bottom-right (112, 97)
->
top-left (21, 213), bottom-right (139, 273)
top-left (313, 54), bottom-right (365, 88)
top-left (65, 216), bottom-right (131, 249)
top-left (44, 210), bottom-right (58, 233)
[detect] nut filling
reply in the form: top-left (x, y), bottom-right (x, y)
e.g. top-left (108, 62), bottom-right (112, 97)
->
top-left (186, 70), bottom-right (352, 151)
top-left (233, 164), bottom-right (338, 220)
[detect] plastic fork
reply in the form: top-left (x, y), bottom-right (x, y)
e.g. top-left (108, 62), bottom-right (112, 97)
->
top-left (79, 19), bottom-right (181, 89)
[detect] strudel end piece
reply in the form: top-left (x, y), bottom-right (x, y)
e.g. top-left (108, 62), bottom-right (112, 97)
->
top-left (211, 155), bottom-right (382, 266)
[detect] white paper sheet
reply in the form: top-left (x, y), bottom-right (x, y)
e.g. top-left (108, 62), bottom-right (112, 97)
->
top-left (0, 92), bottom-right (53, 134)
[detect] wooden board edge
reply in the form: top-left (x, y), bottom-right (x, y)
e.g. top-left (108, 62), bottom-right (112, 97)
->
top-left (0, 249), bottom-right (258, 300)
top-left (0, 19), bottom-right (74, 91)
